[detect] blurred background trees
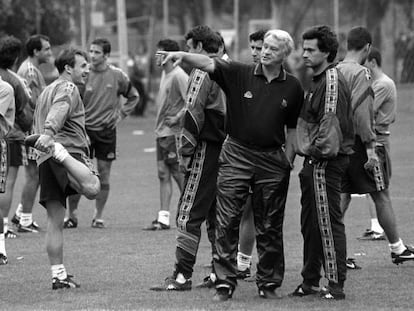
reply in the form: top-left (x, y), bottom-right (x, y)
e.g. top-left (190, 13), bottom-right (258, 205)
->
top-left (0, 0), bottom-right (75, 45)
top-left (1, 0), bottom-right (414, 114)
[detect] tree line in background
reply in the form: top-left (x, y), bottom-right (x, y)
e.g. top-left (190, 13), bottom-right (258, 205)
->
top-left (1, 0), bottom-right (414, 82)
top-left (1, 0), bottom-right (408, 46)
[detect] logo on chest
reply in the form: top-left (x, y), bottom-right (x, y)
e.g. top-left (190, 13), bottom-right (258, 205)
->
top-left (243, 91), bottom-right (253, 99)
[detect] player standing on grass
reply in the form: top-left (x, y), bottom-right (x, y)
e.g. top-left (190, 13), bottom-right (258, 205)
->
top-left (0, 36), bottom-right (32, 240)
top-left (150, 25), bottom-right (226, 292)
top-left (0, 77), bottom-right (16, 265)
top-left (358, 47), bottom-right (397, 241)
top-left (28, 47), bottom-right (100, 289)
top-left (143, 39), bottom-right (187, 231)
top-left (291, 25), bottom-right (354, 300)
top-left (11, 34), bottom-right (52, 233)
top-left (337, 26), bottom-right (414, 267)
top-left (66, 38), bottom-right (139, 229)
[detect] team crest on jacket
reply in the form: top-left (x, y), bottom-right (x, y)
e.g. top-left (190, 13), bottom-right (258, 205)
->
top-left (244, 91), bottom-right (253, 99)
top-left (281, 98), bottom-right (288, 108)
top-left (64, 82), bottom-right (75, 95)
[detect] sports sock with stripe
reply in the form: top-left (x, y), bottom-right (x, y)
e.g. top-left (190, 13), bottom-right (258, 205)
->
top-left (237, 251), bottom-right (252, 271)
top-left (20, 213), bottom-right (33, 227)
top-left (15, 203), bottom-right (23, 217)
top-left (51, 264), bottom-right (68, 280)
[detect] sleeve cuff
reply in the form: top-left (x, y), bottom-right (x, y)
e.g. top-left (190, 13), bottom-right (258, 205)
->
top-left (44, 129), bottom-right (55, 137)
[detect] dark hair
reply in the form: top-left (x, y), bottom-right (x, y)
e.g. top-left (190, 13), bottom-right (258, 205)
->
top-left (157, 39), bottom-right (180, 52)
top-left (0, 35), bottom-right (22, 69)
top-left (55, 48), bottom-right (88, 74)
top-left (249, 29), bottom-right (267, 42)
top-left (302, 25), bottom-right (338, 63)
top-left (216, 31), bottom-right (227, 54)
top-left (91, 38), bottom-right (111, 55)
top-left (367, 46), bottom-right (382, 67)
top-left (347, 26), bottom-right (372, 51)
top-left (184, 25), bottom-right (221, 54)
top-left (26, 34), bottom-right (50, 57)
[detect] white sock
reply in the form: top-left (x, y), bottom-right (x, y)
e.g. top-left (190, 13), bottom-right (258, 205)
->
top-left (53, 143), bottom-right (69, 163)
top-left (0, 233), bottom-right (6, 256)
top-left (175, 272), bottom-right (188, 284)
top-left (3, 217), bottom-right (8, 232)
top-left (20, 213), bottom-right (33, 227)
top-left (237, 251), bottom-right (252, 271)
top-left (370, 218), bottom-right (384, 233)
top-left (389, 239), bottom-right (406, 255)
top-left (209, 272), bottom-right (217, 282)
top-left (157, 210), bottom-right (170, 226)
top-left (16, 203), bottom-right (23, 217)
top-left (51, 264), bottom-right (67, 280)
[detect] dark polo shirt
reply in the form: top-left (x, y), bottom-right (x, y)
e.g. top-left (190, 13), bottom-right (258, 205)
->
top-left (210, 59), bottom-right (304, 149)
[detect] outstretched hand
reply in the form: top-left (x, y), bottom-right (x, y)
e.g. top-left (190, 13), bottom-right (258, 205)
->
top-left (155, 51), bottom-right (183, 67)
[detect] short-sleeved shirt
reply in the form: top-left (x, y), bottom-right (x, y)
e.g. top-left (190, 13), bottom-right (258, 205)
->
top-left (0, 68), bottom-right (32, 140)
top-left (155, 66), bottom-right (188, 137)
top-left (210, 59), bottom-right (304, 149)
top-left (336, 61), bottom-right (376, 145)
top-left (17, 59), bottom-right (46, 109)
top-left (372, 72), bottom-right (397, 147)
top-left (83, 65), bottom-right (139, 130)
top-left (0, 78), bottom-right (15, 137)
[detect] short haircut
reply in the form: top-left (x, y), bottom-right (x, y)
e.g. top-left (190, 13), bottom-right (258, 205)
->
top-left (367, 47), bottom-right (382, 67)
top-left (157, 39), bottom-right (180, 52)
top-left (26, 34), bottom-right (50, 57)
top-left (55, 48), bottom-right (88, 74)
top-left (184, 25), bottom-right (221, 54)
top-left (0, 35), bottom-right (22, 69)
top-left (91, 38), bottom-right (111, 55)
top-left (302, 25), bottom-right (339, 63)
top-left (264, 29), bottom-right (294, 56)
top-left (347, 26), bottom-right (372, 51)
top-left (249, 29), bottom-right (267, 42)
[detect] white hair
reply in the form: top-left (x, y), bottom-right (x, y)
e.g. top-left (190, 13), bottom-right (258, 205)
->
top-left (264, 29), bottom-right (295, 56)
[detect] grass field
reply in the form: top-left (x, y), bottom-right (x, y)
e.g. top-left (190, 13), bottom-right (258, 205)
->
top-left (1, 89), bottom-right (414, 310)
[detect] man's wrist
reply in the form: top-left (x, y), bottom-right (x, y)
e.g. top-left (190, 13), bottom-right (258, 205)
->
top-left (43, 129), bottom-right (54, 138)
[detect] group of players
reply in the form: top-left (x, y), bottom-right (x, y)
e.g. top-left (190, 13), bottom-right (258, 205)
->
top-left (0, 22), bottom-right (413, 301)
top-left (147, 24), bottom-right (414, 302)
top-left (0, 35), bottom-right (139, 289)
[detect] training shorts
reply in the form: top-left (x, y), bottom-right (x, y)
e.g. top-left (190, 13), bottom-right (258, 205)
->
top-left (7, 140), bottom-right (27, 167)
top-left (87, 128), bottom-right (117, 161)
top-left (342, 137), bottom-right (390, 194)
top-left (156, 135), bottom-right (179, 165)
top-left (38, 153), bottom-right (88, 208)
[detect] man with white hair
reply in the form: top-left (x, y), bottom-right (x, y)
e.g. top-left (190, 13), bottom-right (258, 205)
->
top-left (158, 28), bottom-right (304, 301)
